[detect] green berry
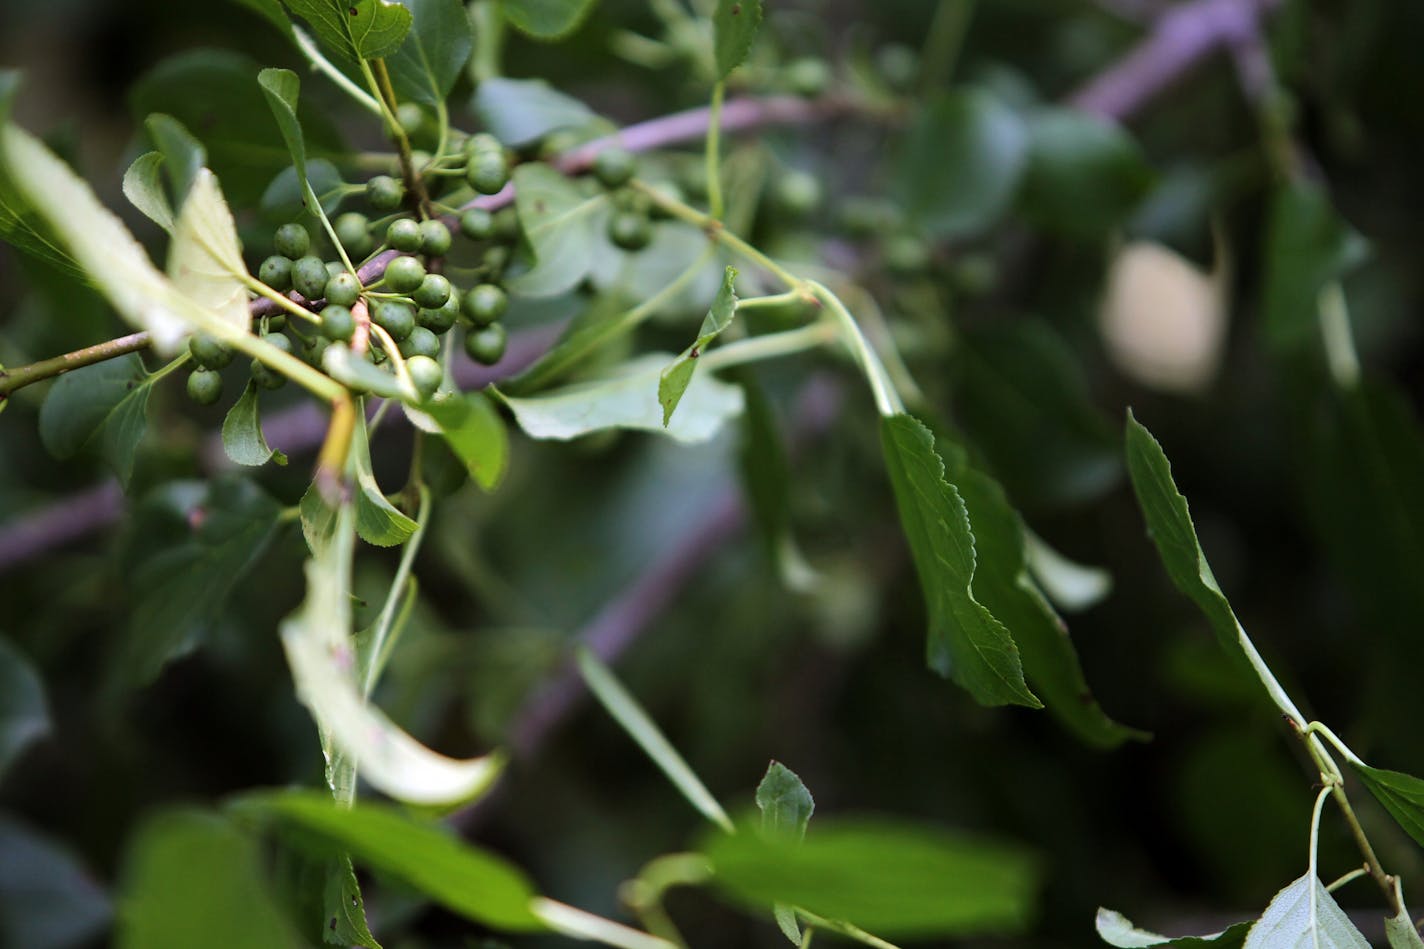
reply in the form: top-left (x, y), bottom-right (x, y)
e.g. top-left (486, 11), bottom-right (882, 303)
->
top-left (462, 283), bottom-right (507, 326)
top-left (419, 290), bottom-right (461, 334)
top-left (384, 255), bottom-right (426, 294)
top-left (461, 208), bottom-right (495, 240)
top-left (406, 354), bottom-right (443, 401)
top-left (335, 212), bottom-right (373, 257)
top-left (592, 148), bottom-right (636, 189)
top-left (419, 219), bottom-right (452, 257)
top-left (292, 255), bottom-right (329, 300)
top-left (387, 218), bottom-right (423, 253)
top-left (372, 300), bottom-right (416, 342)
top-left (259, 254), bottom-right (293, 290)
top-left (265, 313), bottom-right (288, 333)
top-left (463, 132), bottom-right (502, 158)
top-left (396, 102), bottom-right (425, 136)
top-left (608, 210), bottom-right (653, 251)
top-left (876, 43), bottom-right (919, 92)
top-left (785, 57), bottom-right (832, 98)
top-left (538, 128), bottom-right (582, 160)
top-left (251, 333), bottom-right (292, 390)
top-left (493, 207), bottom-right (521, 242)
top-left (324, 272), bottom-right (361, 308)
top-left (481, 244), bottom-right (511, 276)
top-left (274, 222), bottom-right (311, 259)
top-left (320, 305), bottom-right (356, 341)
top-left (611, 188), bottom-right (652, 215)
top-left (367, 174), bottom-right (405, 211)
top-left (186, 368), bottom-right (223, 405)
top-left (304, 335), bottom-right (329, 365)
top-left (464, 322), bottom-right (507, 365)
top-left (412, 273), bottom-right (452, 310)
top-left (189, 333), bottom-right (233, 370)
top-left (467, 153), bottom-right (509, 195)
top-left (774, 170), bottom-right (822, 218)
top-left (399, 325), bottom-right (441, 360)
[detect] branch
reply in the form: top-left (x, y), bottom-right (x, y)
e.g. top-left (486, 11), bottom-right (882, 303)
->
top-left (0, 332), bottom-right (152, 401)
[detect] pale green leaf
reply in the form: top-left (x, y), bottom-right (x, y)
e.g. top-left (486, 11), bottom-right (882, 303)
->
top-left (168, 168), bottom-right (251, 333)
top-left (501, 0), bottom-right (598, 38)
top-left (712, 0), bottom-right (763, 80)
top-left (387, 0), bottom-right (472, 105)
top-left (508, 162), bottom-right (607, 297)
top-left (472, 78), bottom-right (597, 147)
top-left (500, 352), bottom-right (745, 443)
top-left (257, 68), bottom-right (317, 205)
top-left (879, 414), bottom-right (1039, 708)
top-left (222, 381), bottom-right (286, 467)
top-left (424, 391), bottom-right (508, 491)
top-left (324, 855), bottom-right (381, 948)
top-left (1243, 874), bottom-right (1368, 949)
top-left (1023, 532), bottom-right (1112, 613)
top-left (282, 0), bottom-right (413, 61)
top-left (351, 416), bottom-right (417, 547)
top-left (123, 152), bottom-right (175, 233)
top-left (756, 761), bottom-right (814, 841)
top-left (145, 113), bottom-right (207, 209)
top-left (38, 355), bottom-right (152, 486)
top-left (659, 266), bottom-right (738, 427)
top-left (0, 638), bottom-right (50, 779)
top-left (1095, 908), bottom-right (1249, 947)
top-left (1388, 906), bottom-right (1424, 949)
top-left (577, 647), bottom-right (733, 831)
top-left (321, 343), bottom-right (417, 402)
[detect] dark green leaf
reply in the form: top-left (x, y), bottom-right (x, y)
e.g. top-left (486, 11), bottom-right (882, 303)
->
top-left (1350, 762), bottom-right (1424, 850)
top-left (38, 354), bottom-right (151, 486)
top-left (257, 69), bottom-right (315, 200)
top-left (0, 816), bottom-right (111, 949)
top-left (388, 0), bottom-right (472, 105)
top-left (508, 163), bottom-right (607, 297)
top-left (0, 638), bottom-right (50, 779)
top-left (502, 0), bottom-right (598, 38)
top-left (472, 78), bottom-right (597, 148)
top-left (702, 818), bottom-right (1038, 938)
top-left (282, 0), bottom-right (413, 61)
top-left (1020, 108), bottom-right (1152, 240)
top-left (116, 810), bottom-right (304, 949)
top-left (660, 266), bottom-right (738, 426)
top-left (232, 791), bottom-right (545, 932)
top-left (425, 392), bottom-right (508, 491)
top-left (231, 0), bottom-right (296, 35)
top-left (879, 414), bottom-right (1040, 708)
top-left (144, 113), bottom-right (206, 209)
top-left (712, 0), bottom-right (763, 80)
top-left (222, 382), bottom-right (287, 467)
top-left (898, 89), bottom-right (1028, 239)
top-left (1261, 180), bottom-right (1368, 354)
top-left (755, 761), bottom-right (814, 841)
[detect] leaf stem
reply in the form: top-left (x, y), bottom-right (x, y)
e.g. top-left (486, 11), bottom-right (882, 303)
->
top-left (361, 485), bottom-right (430, 698)
top-left (920, 0), bottom-right (976, 92)
top-left (697, 321), bottom-right (837, 372)
top-left (1319, 282), bottom-right (1361, 390)
top-left (705, 81), bottom-right (726, 220)
top-left (528, 898), bottom-right (677, 949)
top-left (243, 276), bottom-right (321, 325)
top-left (314, 394), bottom-right (357, 504)
top-left (293, 26), bottom-right (383, 115)
top-left (807, 281), bottom-right (904, 416)
top-left (0, 331), bottom-right (151, 400)
top-left (367, 58), bottom-right (433, 216)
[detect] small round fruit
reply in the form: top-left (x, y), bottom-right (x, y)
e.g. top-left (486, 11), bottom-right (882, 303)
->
top-left (412, 273), bottom-right (452, 310)
top-left (187, 368), bottom-right (223, 405)
top-left (189, 334), bottom-right (233, 370)
top-left (324, 272), bottom-right (361, 308)
top-left (265, 313), bottom-right (287, 333)
top-left (397, 102), bottom-right (425, 135)
top-left (335, 212), bottom-right (373, 257)
top-left (592, 147), bottom-right (636, 189)
top-left (251, 335), bottom-right (291, 389)
top-left (481, 245), bottom-right (510, 276)
top-left (292, 255), bottom-right (330, 300)
top-left (386, 218), bottom-right (423, 253)
top-left (884, 233), bottom-right (931, 275)
top-left (538, 128), bottom-right (582, 160)
top-left (419, 219), bottom-right (452, 257)
top-left (367, 174), bottom-right (405, 210)
top-left (274, 222), bottom-right (311, 259)
top-left (493, 206), bottom-right (521, 242)
top-left (399, 325), bottom-right (441, 360)
top-left (263, 331), bottom-right (293, 354)
top-left (785, 57), bottom-right (832, 98)
top-left (460, 208), bottom-right (495, 240)
top-left (384, 255), bottom-right (426, 294)
top-left (406, 354), bottom-right (443, 400)
top-left (320, 304), bottom-right (356, 341)
top-left (466, 153), bottom-right (509, 195)
top-left (464, 323), bottom-right (507, 365)
top-left (876, 43), bottom-right (919, 92)
top-left (419, 291), bottom-right (461, 334)
top-left (608, 210), bottom-right (652, 251)
top-left (372, 300), bottom-right (416, 342)
top-left (463, 132), bottom-right (501, 157)
top-left (611, 188), bottom-right (652, 215)
top-left (259, 254), bottom-right (293, 290)
top-left (774, 170), bottom-right (822, 218)
top-left (461, 283), bottom-right (507, 326)
top-left (304, 336), bottom-right (329, 365)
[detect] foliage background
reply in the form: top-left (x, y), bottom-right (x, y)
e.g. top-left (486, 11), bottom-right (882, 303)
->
top-left (4, 0), bottom-right (1424, 945)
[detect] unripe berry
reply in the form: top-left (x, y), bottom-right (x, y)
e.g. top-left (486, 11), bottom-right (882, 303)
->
top-left (419, 219), bottom-right (452, 257)
top-left (387, 218), bottom-right (423, 253)
top-left (335, 212), bottom-right (373, 257)
top-left (399, 325), bottom-right (441, 360)
top-left (367, 174), bottom-right (405, 211)
top-left (412, 273), bottom-right (452, 310)
top-left (461, 283), bottom-right (507, 326)
top-left (406, 354), bottom-right (443, 401)
top-left (320, 305), bottom-right (356, 341)
top-left (324, 272), bottom-right (361, 308)
top-left (274, 222), bottom-right (311, 259)
top-left (592, 148), bottom-right (637, 189)
top-left (189, 334), bottom-right (233, 370)
top-left (186, 368), bottom-right (223, 405)
top-left (785, 57), bottom-right (832, 98)
top-left (259, 255), bottom-right (293, 291)
top-left (467, 153), bottom-right (509, 195)
top-left (419, 290), bottom-right (461, 334)
top-left (464, 323), bottom-right (507, 365)
top-left (608, 211), bottom-right (652, 251)
top-left (461, 208), bottom-right (495, 240)
top-left (291, 255), bottom-right (329, 300)
top-left (372, 300), bottom-right (415, 342)
top-left (384, 255), bottom-right (426, 294)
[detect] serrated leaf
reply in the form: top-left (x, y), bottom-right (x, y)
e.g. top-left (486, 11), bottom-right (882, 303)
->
top-left (502, 0), bottom-right (598, 38)
top-left (387, 0), bottom-right (471, 105)
top-left (879, 414), bottom-right (1039, 708)
top-left (472, 77), bottom-right (597, 148)
top-left (123, 152), bottom-right (175, 233)
top-left (712, 0), bottom-right (762, 80)
top-left (279, 502), bottom-right (503, 805)
top-left (756, 761), bottom-right (814, 842)
top-left (145, 113), bottom-right (207, 209)
top-left (0, 638), bottom-right (50, 779)
top-left (351, 416), bottom-right (417, 547)
top-left (282, 0), bottom-right (413, 61)
top-left (1350, 762), bottom-right (1424, 851)
top-left (659, 266), bottom-right (738, 426)
top-left (508, 162), bottom-right (606, 297)
top-left (423, 391), bottom-right (508, 491)
top-left (702, 818), bottom-right (1038, 938)
top-left (116, 810), bottom-right (304, 949)
top-left (222, 381), bottom-right (286, 467)
top-left (38, 354), bottom-right (152, 486)
top-left (1262, 180), bottom-right (1368, 354)
top-left (168, 168), bottom-right (251, 333)
top-left (501, 352), bottom-right (745, 443)
top-left (1096, 908), bottom-right (1250, 947)
top-left (232, 792), bottom-right (542, 931)
top-left (324, 855), bottom-right (380, 948)
top-left (1242, 873), bottom-right (1368, 949)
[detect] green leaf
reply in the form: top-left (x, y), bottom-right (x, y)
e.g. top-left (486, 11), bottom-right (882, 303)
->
top-left (659, 266), bottom-right (738, 426)
top-left (502, 0), bottom-right (598, 38)
top-left (222, 381), bottom-right (286, 467)
top-left (472, 78), bottom-right (597, 148)
top-left (38, 355), bottom-right (152, 486)
top-left (508, 162), bottom-right (607, 297)
top-left (577, 646), bottom-right (733, 831)
top-left (234, 792), bottom-right (542, 931)
top-left (879, 414), bottom-right (1039, 708)
top-left (1350, 762), bottom-right (1424, 850)
top-left (232, 0), bottom-right (296, 34)
top-left (0, 73), bottom-right (84, 278)
top-left (1242, 873), bottom-right (1368, 949)
top-left (321, 343), bottom-right (417, 402)
top-left (0, 816), bottom-right (111, 949)
top-left (324, 855), bottom-right (381, 948)
top-left (351, 417), bottom-right (417, 547)
top-left (0, 638), bottom-right (50, 779)
top-left (945, 447), bottom-right (1145, 747)
top-left (1261, 180), bottom-right (1368, 354)
top-left (257, 68), bottom-right (321, 213)
top-left (387, 0), bottom-right (472, 104)
top-left (424, 392), bottom-right (508, 492)
top-left (1388, 905), bottom-right (1424, 949)
top-left (168, 167), bottom-right (252, 333)
top-left (261, 159), bottom-right (347, 220)
top-left (1096, 908), bottom-right (1250, 947)
top-left (1020, 108), bottom-right (1152, 240)
top-left (500, 352), bottom-right (745, 444)
top-left (281, 0), bottom-right (413, 61)
top-left (897, 89), bottom-right (1028, 239)
top-left (712, 0), bottom-right (763, 80)
top-left (116, 810), bottom-right (304, 949)
top-left (123, 152), bottom-right (175, 233)
top-left (145, 113), bottom-right (207, 208)
top-left (114, 478), bottom-right (283, 687)
top-left (756, 761), bottom-right (814, 842)
top-left (702, 818), bottom-right (1038, 938)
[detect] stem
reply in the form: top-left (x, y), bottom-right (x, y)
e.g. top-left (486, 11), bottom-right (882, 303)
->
top-left (314, 394), bottom-right (357, 504)
top-left (1326, 866), bottom-right (1370, 894)
top-left (920, 0), bottom-right (976, 92)
top-left (368, 58), bottom-right (432, 215)
top-left (361, 485), bottom-right (430, 698)
top-left (1319, 282), bottom-right (1361, 390)
top-left (242, 277), bottom-right (321, 325)
top-left (794, 909), bottom-right (902, 949)
top-left (469, 0), bottom-right (505, 82)
top-left (528, 898), bottom-right (676, 949)
top-left (293, 26), bottom-right (383, 115)
top-left (1308, 783), bottom-right (1332, 936)
top-left (0, 331), bottom-right (151, 399)
top-left (697, 321), bottom-right (837, 373)
top-left (705, 81), bottom-right (726, 220)
top-left (808, 281), bottom-right (904, 416)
